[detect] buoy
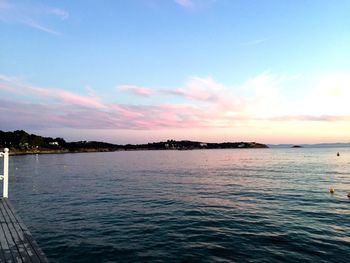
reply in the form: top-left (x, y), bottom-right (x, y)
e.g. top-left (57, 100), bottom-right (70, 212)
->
top-left (329, 187), bottom-right (335, 194)
top-left (347, 192), bottom-right (350, 198)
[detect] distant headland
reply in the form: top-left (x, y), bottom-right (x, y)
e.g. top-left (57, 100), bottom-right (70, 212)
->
top-left (0, 130), bottom-right (268, 155)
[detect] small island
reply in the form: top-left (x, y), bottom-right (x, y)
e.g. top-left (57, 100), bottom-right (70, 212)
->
top-left (0, 130), bottom-right (268, 155)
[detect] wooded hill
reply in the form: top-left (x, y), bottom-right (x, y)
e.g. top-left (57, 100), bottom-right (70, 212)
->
top-left (0, 130), bottom-right (268, 155)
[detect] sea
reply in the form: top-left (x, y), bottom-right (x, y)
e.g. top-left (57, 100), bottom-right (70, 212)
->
top-left (6, 148), bottom-right (350, 262)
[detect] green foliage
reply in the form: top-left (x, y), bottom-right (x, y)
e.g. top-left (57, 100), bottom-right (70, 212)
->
top-left (0, 130), bottom-right (268, 152)
top-left (0, 130), bottom-right (66, 149)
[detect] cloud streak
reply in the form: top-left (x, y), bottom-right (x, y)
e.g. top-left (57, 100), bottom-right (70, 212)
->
top-left (0, 0), bottom-right (68, 35)
top-left (119, 76), bottom-right (242, 110)
top-left (47, 7), bottom-right (69, 20)
top-left (270, 115), bottom-right (350, 122)
top-left (174, 0), bottom-right (194, 8)
top-left (1, 71), bottom-right (350, 134)
top-left (0, 75), bottom-right (105, 109)
top-left (163, 76), bottom-right (225, 102)
top-left (174, 0), bottom-right (216, 9)
top-left (20, 18), bottom-right (60, 35)
top-left (117, 85), bottom-right (155, 97)
top-left (0, 74), bottom-right (244, 131)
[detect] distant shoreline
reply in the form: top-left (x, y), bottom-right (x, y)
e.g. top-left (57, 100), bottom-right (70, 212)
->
top-left (268, 143), bottom-right (350, 148)
top-left (9, 146), bottom-right (268, 156)
top-left (1, 130), bottom-right (268, 155)
top-left (3, 130), bottom-right (349, 155)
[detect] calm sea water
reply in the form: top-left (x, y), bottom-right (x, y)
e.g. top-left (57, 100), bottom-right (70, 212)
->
top-left (6, 148), bottom-right (350, 262)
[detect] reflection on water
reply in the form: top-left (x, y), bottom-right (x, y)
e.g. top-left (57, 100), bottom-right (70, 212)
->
top-left (7, 148), bottom-right (350, 262)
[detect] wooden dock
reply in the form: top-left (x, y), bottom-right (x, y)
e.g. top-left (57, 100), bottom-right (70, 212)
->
top-left (0, 198), bottom-right (49, 263)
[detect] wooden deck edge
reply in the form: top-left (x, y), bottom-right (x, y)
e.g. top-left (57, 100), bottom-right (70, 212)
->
top-left (1, 198), bottom-right (50, 263)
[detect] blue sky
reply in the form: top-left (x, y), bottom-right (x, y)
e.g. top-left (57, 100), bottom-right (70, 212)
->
top-left (1, 0), bottom-right (350, 143)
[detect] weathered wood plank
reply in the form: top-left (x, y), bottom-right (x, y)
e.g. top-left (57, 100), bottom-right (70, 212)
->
top-left (0, 201), bottom-right (19, 262)
top-left (0, 221), bottom-right (15, 263)
top-left (0, 244), bottom-right (6, 263)
top-left (1, 200), bottom-right (29, 263)
top-left (0, 199), bottom-right (49, 263)
top-left (5, 199), bottom-right (49, 263)
top-left (0, 226), bottom-right (15, 262)
top-left (2, 199), bottom-right (38, 263)
top-left (5, 201), bottom-right (48, 262)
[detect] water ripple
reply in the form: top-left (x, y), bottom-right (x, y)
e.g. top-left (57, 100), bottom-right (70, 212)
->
top-left (7, 148), bottom-right (350, 262)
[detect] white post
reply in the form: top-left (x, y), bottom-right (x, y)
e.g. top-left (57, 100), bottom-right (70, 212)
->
top-left (3, 148), bottom-right (9, 198)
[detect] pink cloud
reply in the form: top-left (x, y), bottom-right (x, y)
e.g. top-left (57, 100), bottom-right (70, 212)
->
top-left (109, 103), bottom-right (205, 129)
top-left (117, 85), bottom-right (155, 97)
top-left (59, 91), bottom-right (105, 108)
top-left (0, 98), bottom-right (217, 131)
top-left (0, 75), bottom-right (105, 109)
top-left (160, 76), bottom-right (224, 102)
top-left (110, 104), bottom-right (146, 118)
top-left (0, 74), bottom-right (249, 131)
top-left (119, 76), bottom-right (241, 110)
top-left (4, 72), bottom-right (350, 135)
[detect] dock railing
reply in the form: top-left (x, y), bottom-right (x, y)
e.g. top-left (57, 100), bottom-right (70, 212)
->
top-left (0, 148), bottom-right (9, 198)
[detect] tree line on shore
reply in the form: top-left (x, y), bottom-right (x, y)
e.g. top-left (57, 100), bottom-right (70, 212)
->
top-left (0, 130), bottom-right (267, 154)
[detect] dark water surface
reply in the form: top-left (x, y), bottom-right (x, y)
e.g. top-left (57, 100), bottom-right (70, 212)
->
top-left (7, 148), bottom-right (350, 262)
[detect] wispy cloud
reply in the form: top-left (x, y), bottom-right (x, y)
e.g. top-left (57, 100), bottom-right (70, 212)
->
top-left (47, 7), bottom-right (69, 20)
top-left (117, 71), bottom-right (350, 126)
top-left (0, 75), bottom-right (104, 109)
top-left (174, 0), bottom-right (216, 9)
top-left (270, 115), bottom-right (350, 122)
top-left (117, 85), bottom-right (155, 97)
top-left (174, 0), bottom-right (194, 8)
top-left (163, 76), bottom-right (225, 102)
top-left (2, 71), bottom-right (350, 133)
top-left (0, 74), bottom-right (245, 131)
top-left (0, 0), bottom-right (68, 35)
top-left (119, 76), bottom-right (239, 109)
top-left (20, 18), bottom-right (60, 35)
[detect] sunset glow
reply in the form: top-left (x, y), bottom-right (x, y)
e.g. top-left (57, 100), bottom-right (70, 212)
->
top-left (1, 0), bottom-right (349, 144)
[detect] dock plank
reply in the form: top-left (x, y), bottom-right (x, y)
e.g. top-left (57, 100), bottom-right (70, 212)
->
top-left (0, 244), bottom-right (6, 263)
top-left (0, 202), bottom-right (19, 263)
top-left (0, 198), bottom-right (49, 263)
top-left (4, 200), bottom-right (49, 263)
top-left (2, 200), bottom-right (38, 263)
top-left (1, 201), bottom-right (26, 263)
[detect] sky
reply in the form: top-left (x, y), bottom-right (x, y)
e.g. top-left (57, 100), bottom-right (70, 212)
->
top-left (1, 0), bottom-right (350, 144)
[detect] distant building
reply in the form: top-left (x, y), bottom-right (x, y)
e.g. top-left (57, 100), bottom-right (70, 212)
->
top-left (49, 142), bottom-right (59, 146)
